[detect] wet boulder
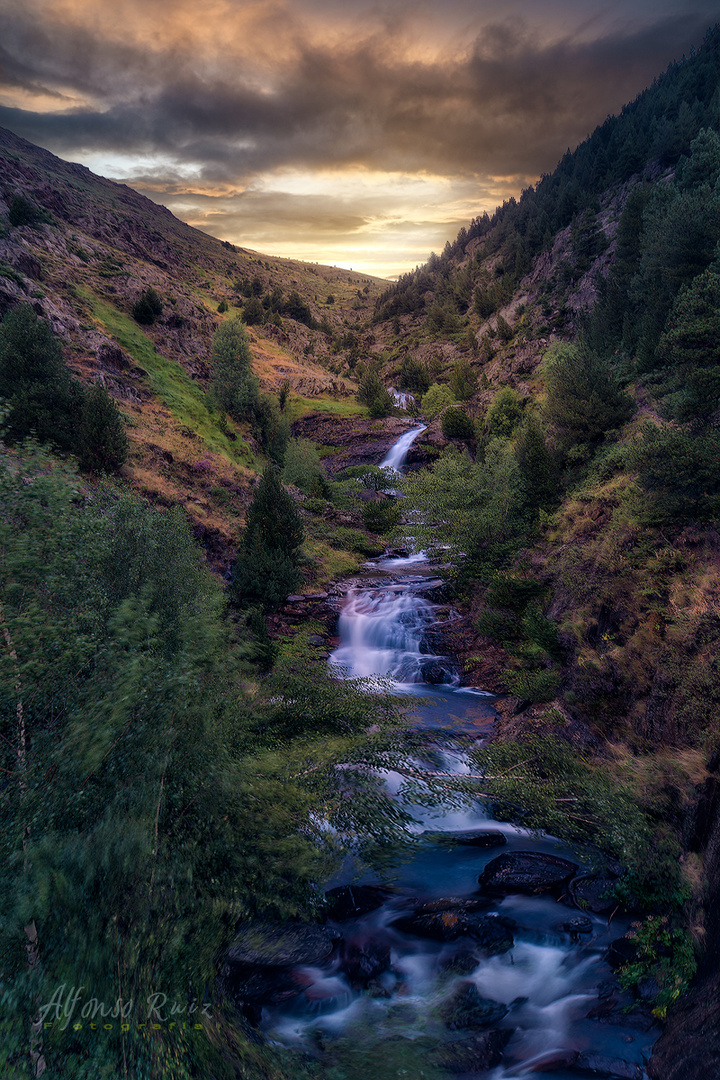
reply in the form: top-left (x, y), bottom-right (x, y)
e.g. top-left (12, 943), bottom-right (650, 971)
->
top-left (325, 883), bottom-right (393, 921)
top-left (339, 936), bottom-right (392, 987)
top-left (226, 923), bottom-right (341, 968)
top-left (392, 908), bottom-right (514, 953)
top-left (568, 874), bottom-right (619, 914)
top-left (559, 916), bottom-right (594, 939)
top-left (478, 851), bottom-right (578, 896)
top-left (440, 982), bottom-right (509, 1030)
top-left (434, 1029), bottom-right (513, 1073)
top-left (220, 966), bottom-right (305, 1023)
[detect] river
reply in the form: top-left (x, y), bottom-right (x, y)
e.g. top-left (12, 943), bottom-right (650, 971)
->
top-left (261, 426), bottom-right (657, 1080)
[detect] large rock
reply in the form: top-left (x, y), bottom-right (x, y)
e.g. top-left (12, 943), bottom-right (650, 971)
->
top-left (226, 923), bottom-right (340, 968)
top-left (568, 874), bottom-right (619, 914)
top-left (478, 851), bottom-right (578, 895)
top-left (325, 883), bottom-right (393, 920)
top-left (439, 983), bottom-right (509, 1030)
top-left (434, 1029), bottom-right (513, 1073)
top-left (392, 908), bottom-right (514, 952)
top-left (575, 1052), bottom-right (644, 1078)
top-left (339, 936), bottom-right (391, 987)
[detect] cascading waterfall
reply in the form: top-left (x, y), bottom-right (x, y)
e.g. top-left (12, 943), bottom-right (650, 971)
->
top-left (261, 427), bottom-right (658, 1080)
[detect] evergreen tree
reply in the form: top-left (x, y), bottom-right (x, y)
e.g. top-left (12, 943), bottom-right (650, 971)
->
top-left (78, 381), bottom-right (129, 473)
top-left (514, 409), bottom-right (557, 510)
top-left (231, 466), bottom-right (304, 611)
top-left (0, 302), bottom-right (83, 451)
top-left (542, 342), bottom-right (635, 450)
top-left (131, 286), bottom-right (163, 325)
top-left (656, 267), bottom-right (720, 421)
top-left (211, 316), bottom-right (259, 420)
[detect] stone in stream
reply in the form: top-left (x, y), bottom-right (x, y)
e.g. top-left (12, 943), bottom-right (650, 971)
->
top-left (434, 1029), bottom-right (513, 1073)
top-left (439, 982), bottom-right (509, 1030)
top-left (423, 829), bottom-right (507, 848)
top-left (567, 874), bottom-right (620, 914)
top-left (325, 883), bottom-right (394, 920)
top-left (226, 922), bottom-right (341, 968)
top-left (339, 936), bottom-right (392, 987)
top-left (391, 908), bottom-right (514, 952)
top-left (220, 966), bottom-right (305, 1024)
top-left (478, 850), bottom-right (579, 896)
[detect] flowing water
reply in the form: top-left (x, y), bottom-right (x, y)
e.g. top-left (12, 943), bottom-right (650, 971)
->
top-left (262, 427), bottom-right (657, 1079)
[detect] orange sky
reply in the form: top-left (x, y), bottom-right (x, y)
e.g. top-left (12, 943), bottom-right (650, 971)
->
top-left (0, 0), bottom-right (715, 277)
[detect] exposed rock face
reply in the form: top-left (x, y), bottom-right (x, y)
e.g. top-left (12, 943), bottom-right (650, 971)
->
top-left (439, 983), bottom-right (509, 1030)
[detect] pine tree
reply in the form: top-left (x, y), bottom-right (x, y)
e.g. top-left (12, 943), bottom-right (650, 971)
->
top-left (211, 316), bottom-right (259, 420)
top-left (0, 302), bottom-right (83, 451)
top-left (78, 381), bottom-right (129, 473)
top-left (231, 466), bottom-right (304, 610)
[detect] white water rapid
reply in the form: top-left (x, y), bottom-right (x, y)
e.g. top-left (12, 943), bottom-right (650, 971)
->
top-left (261, 428), bottom-right (657, 1080)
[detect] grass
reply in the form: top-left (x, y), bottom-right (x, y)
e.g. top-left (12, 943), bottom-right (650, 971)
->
top-left (286, 395), bottom-right (367, 421)
top-left (80, 288), bottom-right (254, 466)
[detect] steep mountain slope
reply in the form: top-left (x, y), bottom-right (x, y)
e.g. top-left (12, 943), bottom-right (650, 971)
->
top-left (0, 124), bottom-right (388, 562)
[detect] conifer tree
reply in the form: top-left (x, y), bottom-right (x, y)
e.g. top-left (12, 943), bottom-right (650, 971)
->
top-left (211, 316), bottom-right (259, 420)
top-left (78, 381), bottom-right (129, 473)
top-left (0, 302), bottom-right (83, 451)
top-left (231, 465), bottom-right (304, 610)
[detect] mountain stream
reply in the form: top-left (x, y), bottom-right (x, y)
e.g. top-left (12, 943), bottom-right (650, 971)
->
top-left (261, 427), bottom-right (658, 1080)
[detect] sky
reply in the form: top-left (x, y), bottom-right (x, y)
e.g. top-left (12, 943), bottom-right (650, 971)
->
top-left (0, 1), bottom-right (716, 278)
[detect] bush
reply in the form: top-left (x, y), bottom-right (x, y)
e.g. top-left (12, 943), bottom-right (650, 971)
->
top-left (486, 386), bottom-right (524, 438)
top-left (357, 369), bottom-right (394, 417)
top-left (542, 342), bottom-right (634, 449)
top-left (217, 298), bottom-right (228, 313)
top-left (132, 286), bottom-right (163, 325)
top-left (503, 666), bottom-right (560, 702)
top-left (211, 316), bottom-right (258, 421)
top-left (441, 406), bottom-right (475, 440)
top-left (8, 194), bottom-right (51, 228)
top-left (362, 498), bottom-right (401, 534)
top-left (0, 302), bottom-right (83, 452)
top-left (421, 382), bottom-right (456, 421)
top-left (283, 437), bottom-right (326, 495)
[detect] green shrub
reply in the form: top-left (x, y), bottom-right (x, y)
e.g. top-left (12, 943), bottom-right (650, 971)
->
top-left (78, 382), bottom-right (128, 474)
top-left (362, 498), bottom-right (401, 534)
top-left (486, 386), bottom-right (524, 438)
top-left (441, 406), bottom-right (475, 440)
top-left (8, 193), bottom-right (51, 228)
top-left (132, 286), bottom-right (163, 325)
top-left (422, 382), bottom-right (455, 421)
top-left (503, 666), bottom-right (560, 701)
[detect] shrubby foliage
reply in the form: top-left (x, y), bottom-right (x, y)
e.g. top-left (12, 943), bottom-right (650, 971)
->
top-left (131, 285), bottom-right (163, 325)
top-left (421, 382), bottom-right (455, 421)
top-left (0, 444), bottom-right (412, 1078)
top-left (78, 381), bottom-right (129, 474)
top-left (441, 406), bottom-right (475, 441)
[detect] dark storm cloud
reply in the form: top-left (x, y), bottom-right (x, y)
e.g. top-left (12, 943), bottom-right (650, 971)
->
top-left (0, 3), bottom-right (715, 183)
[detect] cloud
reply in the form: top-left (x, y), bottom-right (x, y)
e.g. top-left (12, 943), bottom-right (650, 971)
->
top-left (0, 0), bottom-right (715, 273)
